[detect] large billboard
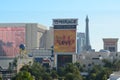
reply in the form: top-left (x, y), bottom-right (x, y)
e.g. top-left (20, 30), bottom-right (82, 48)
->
top-left (54, 30), bottom-right (76, 52)
top-left (0, 27), bottom-right (25, 57)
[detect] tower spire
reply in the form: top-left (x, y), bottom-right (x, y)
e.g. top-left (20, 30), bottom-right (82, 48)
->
top-left (85, 15), bottom-right (91, 51)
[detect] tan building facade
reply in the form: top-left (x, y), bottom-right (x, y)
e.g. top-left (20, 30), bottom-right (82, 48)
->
top-left (103, 38), bottom-right (118, 52)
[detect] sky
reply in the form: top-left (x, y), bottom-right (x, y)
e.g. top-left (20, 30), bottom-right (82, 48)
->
top-left (0, 0), bottom-right (120, 51)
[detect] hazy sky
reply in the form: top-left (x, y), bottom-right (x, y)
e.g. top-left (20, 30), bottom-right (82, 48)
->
top-left (0, 0), bottom-right (120, 51)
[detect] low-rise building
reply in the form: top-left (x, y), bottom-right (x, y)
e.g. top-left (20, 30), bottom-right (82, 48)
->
top-left (77, 51), bottom-right (110, 70)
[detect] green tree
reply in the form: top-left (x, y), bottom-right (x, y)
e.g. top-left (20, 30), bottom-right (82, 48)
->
top-left (0, 77), bottom-right (2, 80)
top-left (102, 75), bottom-right (107, 80)
top-left (20, 64), bottom-right (30, 72)
top-left (12, 71), bottom-right (34, 80)
top-left (113, 60), bottom-right (120, 71)
top-left (63, 63), bottom-right (83, 80)
top-left (30, 62), bottom-right (45, 79)
top-left (65, 72), bottom-right (82, 80)
top-left (42, 72), bottom-right (52, 80)
top-left (102, 59), bottom-right (113, 68)
top-left (20, 62), bottom-right (45, 80)
top-left (74, 62), bottom-right (84, 72)
top-left (51, 70), bottom-right (58, 79)
top-left (57, 67), bottom-right (65, 77)
top-left (103, 59), bottom-right (120, 71)
top-left (87, 65), bottom-right (112, 80)
top-left (65, 63), bottom-right (80, 74)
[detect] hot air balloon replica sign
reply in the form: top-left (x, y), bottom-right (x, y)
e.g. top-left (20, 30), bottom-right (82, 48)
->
top-left (19, 44), bottom-right (27, 58)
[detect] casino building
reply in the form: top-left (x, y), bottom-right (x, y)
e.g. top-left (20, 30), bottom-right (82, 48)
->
top-left (53, 19), bottom-right (78, 68)
top-left (0, 23), bottom-right (47, 58)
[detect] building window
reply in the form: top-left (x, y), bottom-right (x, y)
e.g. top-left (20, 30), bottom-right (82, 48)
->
top-left (108, 47), bottom-right (115, 52)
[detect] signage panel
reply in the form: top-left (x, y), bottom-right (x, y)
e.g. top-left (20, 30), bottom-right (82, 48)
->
top-left (54, 25), bottom-right (76, 29)
top-left (54, 30), bottom-right (76, 52)
top-left (53, 19), bottom-right (78, 25)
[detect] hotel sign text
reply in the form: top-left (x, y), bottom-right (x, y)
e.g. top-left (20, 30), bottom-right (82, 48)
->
top-left (53, 19), bottom-right (78, 25)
